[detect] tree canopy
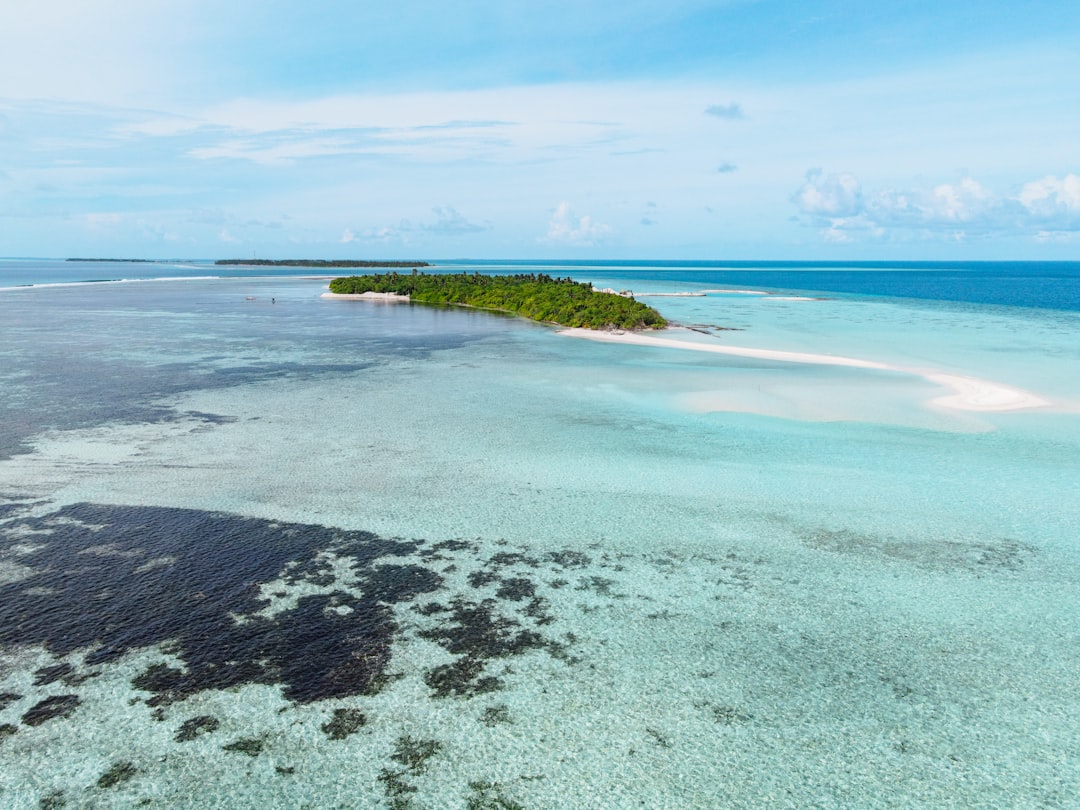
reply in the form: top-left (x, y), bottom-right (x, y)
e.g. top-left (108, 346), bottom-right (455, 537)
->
top-left (329, 272), bottom-right (667, 330)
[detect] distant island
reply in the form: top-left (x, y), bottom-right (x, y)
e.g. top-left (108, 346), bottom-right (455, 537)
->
top-left (66, 258), bottom-right (154, 263)
top-left (216, 259), bottom-right (430, 268)
top-left (328, 271), bottom-right (668, 330)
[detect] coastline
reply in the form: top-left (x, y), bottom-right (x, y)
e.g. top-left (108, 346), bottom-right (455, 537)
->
top-left (558, 326), bottom-right (1051, 414)
top-left (320, 291), bottom-right (410, 302)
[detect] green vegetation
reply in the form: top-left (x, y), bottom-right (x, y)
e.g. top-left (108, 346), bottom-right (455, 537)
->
top-left (216, 259), bottom-right (429, 268)
top-left (329, 271), bottom-right (667, 330)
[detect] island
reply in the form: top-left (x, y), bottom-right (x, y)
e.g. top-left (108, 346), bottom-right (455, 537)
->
top-left (216, 259), bottom-right (430, 268)
top-left (327, 271), bottom-right (668, 330)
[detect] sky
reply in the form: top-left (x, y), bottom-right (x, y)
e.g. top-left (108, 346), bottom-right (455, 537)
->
top-left (1, 0), bottom-right (1079, 260)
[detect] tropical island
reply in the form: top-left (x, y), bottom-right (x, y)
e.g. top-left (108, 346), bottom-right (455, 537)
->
top-left (328, 271), bottom-right (668, 330)
top-left (217, 259), bottom-right (430, 268)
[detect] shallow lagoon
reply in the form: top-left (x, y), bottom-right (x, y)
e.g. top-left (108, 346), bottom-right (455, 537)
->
top-left (1, 263), bottom-right (1078, 807)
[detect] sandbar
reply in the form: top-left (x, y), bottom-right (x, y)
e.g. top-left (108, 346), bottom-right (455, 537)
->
top-left (559, 327), bottom-right (1050, 413)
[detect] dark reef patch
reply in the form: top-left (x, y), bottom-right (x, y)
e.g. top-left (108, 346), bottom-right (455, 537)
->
top-left (223, 736), bottom-right (265, 757)
top-left (480, 705), bottom-right (512, 726)
top-left (543, 549), bottom-right (591, 569)
top-left (391, 735), bottom-right (442, 772)
top-left (425, 656), bottom-right (505, 698)
top-left (0, 691), bottom-right (22, 710)
top-left (174, 714), bottom-right (220, 742)
top-left (38, 789), bottom-right (66, 809)
top-left (33, 664), bottom-right (74, 686)
top-left (467, 780), bottom-right (526, 810)
top-left (22, 695), bottom-right (80, 726)
top-left (321, 707), bottom-right (367, 740)
top-left (97, 761), bottom-right (137, 789)
top-left (0, 503), bottom-right (439, 706)
top-left (379, 735), bottom-right (444, 809)
top-left (496, 577), bottom-right (535, 601)
top-left (419, 597), bottom-right (564, 698)
top-left (575, 576), bottom-right (621, 598)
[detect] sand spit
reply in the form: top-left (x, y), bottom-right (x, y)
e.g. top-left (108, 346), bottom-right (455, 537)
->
top-left (925, 374), bottom-right (1050, 412)
top-left (559, 327), bottom-right (1051, 413)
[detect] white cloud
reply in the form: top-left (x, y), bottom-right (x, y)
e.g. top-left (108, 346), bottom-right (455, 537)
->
top-left (928, 177), bottom-right (993, 223)
top-left (1018, 174), bottom-right (1080, 220)
top-left (793, 169), bottom-right (862, 217)
top-left (541, 201), bottom-right (611, 246)
top-left (188, 136), bottom-right (363, 166)
top-left (126, 82), bottom-right (757, 172)
top-left (793, 170), bottom-right (1080, 242)
top-left (340, 228), bottom-right (356, 244)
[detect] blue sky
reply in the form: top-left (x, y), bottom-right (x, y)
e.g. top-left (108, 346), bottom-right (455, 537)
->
top-left (1, 0), bottom-right (1078, 259)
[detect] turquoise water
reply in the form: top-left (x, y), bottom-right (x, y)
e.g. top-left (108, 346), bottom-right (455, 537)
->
top-left (1, 263), bottom-right (1078, 807)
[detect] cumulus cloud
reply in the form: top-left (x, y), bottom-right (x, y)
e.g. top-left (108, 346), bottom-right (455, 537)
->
top-left (792, 170), bottom-right (1080, 241)
top-left (928, 177), bottom-right (994, 223)
top-left (541, 201), bottom-right (611, 246)
top-left (793, 169), bottom-right (863, 218)
top-left (1018, 174), bottom-right (1080, 226)
top-left (704, 103), bottom-right (745, 120)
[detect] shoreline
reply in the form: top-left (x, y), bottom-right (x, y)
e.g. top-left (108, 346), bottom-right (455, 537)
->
top-left (558, 327), bottom-right (1051, 414)
top-left (320, 291), bottom-right (410, 302)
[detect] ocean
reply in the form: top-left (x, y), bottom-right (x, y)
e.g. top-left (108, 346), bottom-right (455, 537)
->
top-left (1, 259), bottom-right (1078, 808)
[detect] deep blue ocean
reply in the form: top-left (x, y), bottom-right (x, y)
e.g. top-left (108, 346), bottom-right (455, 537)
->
top-left (4, 258), bottom-right (1080, 310)
top-left (462, 260), bottom-right (1080, 311)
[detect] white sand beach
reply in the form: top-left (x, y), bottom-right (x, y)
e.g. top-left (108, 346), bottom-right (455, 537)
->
top-left (320, 291), bottom-right (410, 302)
top-left (559, 327), bottom-right (1051, 413)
